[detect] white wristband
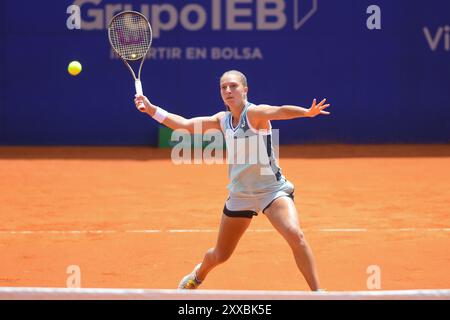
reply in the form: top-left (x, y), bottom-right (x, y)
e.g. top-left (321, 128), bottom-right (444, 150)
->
top-left (152, 107), bottom-right (168, 123)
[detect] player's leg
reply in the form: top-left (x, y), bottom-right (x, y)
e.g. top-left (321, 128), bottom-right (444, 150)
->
top-left (196, 214), bottom-right (252, 281)
top-left (178, 213), bottom-right (252, 289)
top-left (264, 196), bottom-right (321, 291)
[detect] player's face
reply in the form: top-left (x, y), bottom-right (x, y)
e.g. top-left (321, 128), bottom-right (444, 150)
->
top-left (220, 74), bottom-right (248, 108)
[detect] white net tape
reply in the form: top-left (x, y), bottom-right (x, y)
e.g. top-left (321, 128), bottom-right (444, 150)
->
top-left (0, 287), bottom-right (449, 300)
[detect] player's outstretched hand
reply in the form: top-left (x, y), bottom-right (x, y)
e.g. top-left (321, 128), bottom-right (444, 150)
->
top-left (134, 94), bottom-right (152, 113)
top-left (306, 98), bottom-right (331, 117)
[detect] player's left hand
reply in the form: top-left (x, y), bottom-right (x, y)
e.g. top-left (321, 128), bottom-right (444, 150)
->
top-left (306, 98), bottom-right (331, 117)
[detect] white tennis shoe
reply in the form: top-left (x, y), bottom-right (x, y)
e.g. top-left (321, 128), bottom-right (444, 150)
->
top-left (178, 264), bottom-right (202, 289)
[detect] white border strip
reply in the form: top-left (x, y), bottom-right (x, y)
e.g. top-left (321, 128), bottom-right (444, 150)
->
top-left (0, 287), bottom-right (449, 300)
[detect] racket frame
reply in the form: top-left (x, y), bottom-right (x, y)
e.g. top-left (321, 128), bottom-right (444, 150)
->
top-left (108, 11), bottom-right (152, 107)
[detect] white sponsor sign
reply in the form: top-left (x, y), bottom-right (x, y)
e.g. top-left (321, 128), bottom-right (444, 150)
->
top-left (72, 0), bottom-right (318, 36)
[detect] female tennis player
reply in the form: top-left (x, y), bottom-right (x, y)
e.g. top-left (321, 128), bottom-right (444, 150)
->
top-left (134, 70), bottom-right (330, 291)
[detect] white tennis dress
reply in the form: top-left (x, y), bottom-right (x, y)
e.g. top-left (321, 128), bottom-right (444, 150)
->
top-left (219, 102), bottom-right (294, 217)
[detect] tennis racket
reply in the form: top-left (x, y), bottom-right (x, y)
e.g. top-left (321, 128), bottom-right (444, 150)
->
top-left (108, 11), bottom-right (152, 111)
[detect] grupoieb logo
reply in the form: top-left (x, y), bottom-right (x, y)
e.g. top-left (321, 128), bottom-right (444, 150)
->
top-left (69, 0), bottom-right (319, 36)
top-left (67, 1), bottom-right (319, 60)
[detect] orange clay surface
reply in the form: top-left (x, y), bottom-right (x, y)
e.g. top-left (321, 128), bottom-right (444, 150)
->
top-left (0, 145), bottom-right (449, 291)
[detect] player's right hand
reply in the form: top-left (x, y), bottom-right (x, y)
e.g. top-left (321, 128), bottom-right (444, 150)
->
top-left (134, 94), bottom-right (151, 113)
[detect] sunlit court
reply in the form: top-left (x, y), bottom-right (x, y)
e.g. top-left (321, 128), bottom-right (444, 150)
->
top-left (0, 145), bottom-right (449, 299)
top-left (0, 0), bottom-right (449, 301)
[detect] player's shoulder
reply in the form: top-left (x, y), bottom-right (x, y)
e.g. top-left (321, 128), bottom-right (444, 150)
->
top-left (212, 111), bottom-right (227, 121)
top-left (247, 103), bottom-right (272, 113)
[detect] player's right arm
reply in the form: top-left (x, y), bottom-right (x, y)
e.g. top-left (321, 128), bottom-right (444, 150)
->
top-left (134, 94), bottom-right (224, 133)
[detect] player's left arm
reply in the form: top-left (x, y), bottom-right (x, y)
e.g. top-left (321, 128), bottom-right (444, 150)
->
top-left (248, 98), bottom-right (331, 122)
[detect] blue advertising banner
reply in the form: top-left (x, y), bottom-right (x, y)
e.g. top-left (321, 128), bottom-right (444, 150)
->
top-left (0, 0), bottom-right (449, 145)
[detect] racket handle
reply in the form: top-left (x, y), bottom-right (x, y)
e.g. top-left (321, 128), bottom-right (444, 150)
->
top-left (135, 79), bottom-right (143, 95)
top-left (134, 79), bottom-right (146, 112)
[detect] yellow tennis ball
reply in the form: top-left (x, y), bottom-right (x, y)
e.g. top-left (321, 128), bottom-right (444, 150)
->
top-left (68, 61), bottom-right (82, 76)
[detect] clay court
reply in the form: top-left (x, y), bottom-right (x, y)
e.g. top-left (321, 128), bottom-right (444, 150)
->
top-left (1, 145), bottom-right (449, 292)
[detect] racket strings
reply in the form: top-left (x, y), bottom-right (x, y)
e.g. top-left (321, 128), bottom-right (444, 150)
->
top-left (109, 13), bottom-right (152, 61)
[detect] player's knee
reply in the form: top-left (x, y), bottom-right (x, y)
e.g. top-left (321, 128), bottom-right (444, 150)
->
top-left (286, 229), bottom-right (307, 248)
